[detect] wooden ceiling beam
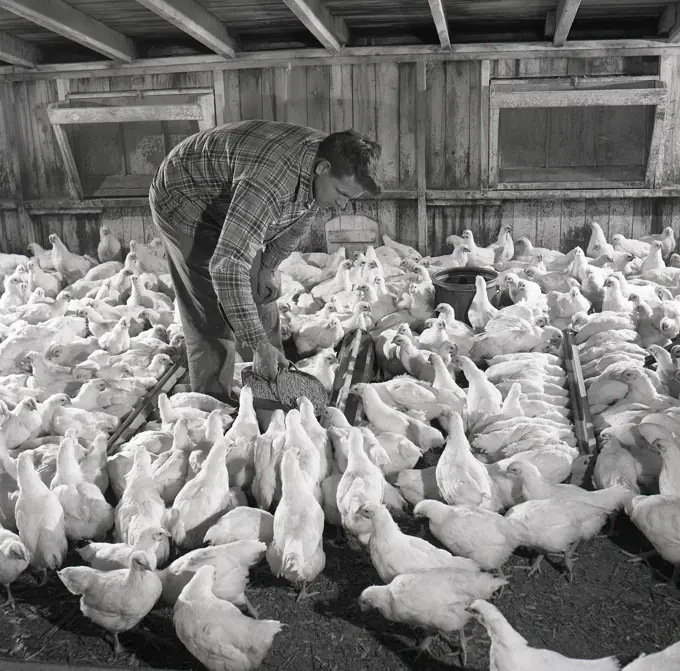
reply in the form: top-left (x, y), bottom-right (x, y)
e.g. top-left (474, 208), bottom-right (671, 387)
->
top-left (1, 40), bottom-right (678, 80)
top-left (659, 3), bottom-right (680, 42)
top-left (545, 11), bottom-right (556, 39)
top-left (427, 0), bottom-right (451, 49)
top-left (0, 29), bottom-right (40, 67)
top-left (132, 0), bottom-right (237, 58)
top-left (553, 0), bottom-right (583, 47)
top-left (281, 0), bottom-right (349, 52)
top-left (0, 0), bottom-right (136, 61)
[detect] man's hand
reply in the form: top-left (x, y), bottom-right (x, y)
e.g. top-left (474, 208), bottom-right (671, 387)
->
top-left (253, 340), bottom-right (289, 381)
top-left (257, 267), bottom-right (281, 305)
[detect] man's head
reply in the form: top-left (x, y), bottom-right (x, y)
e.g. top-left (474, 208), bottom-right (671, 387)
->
top-left (312, 130), bottom-right (382, 208)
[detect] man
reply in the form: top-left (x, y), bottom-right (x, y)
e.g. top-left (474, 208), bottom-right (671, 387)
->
top-left (149, 119), bottom-right (382, 403)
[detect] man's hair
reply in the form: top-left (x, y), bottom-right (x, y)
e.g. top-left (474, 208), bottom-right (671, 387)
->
top-left (317, 130), bottom-right (383, 197)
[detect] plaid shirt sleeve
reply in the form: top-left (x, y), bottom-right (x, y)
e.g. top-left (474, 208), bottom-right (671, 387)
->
top-left (209, 179), bottom-right (280, 349)
top-left (261, 211), bottom-right (317, 270)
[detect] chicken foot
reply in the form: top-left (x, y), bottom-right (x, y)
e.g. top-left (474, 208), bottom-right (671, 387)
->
top-left (111, 633), bottom-right (126, 660)
top-left (618, 548), bottom-right (658, 564)
top-left (647, 563), bottom-right (680, 591)
top-left (441, 628), bottom-right (469, 668)
top-left (296, 582), bottom-right (319, 602)
top-left (398, 634), bottom-right (437, 660)
top-left (0, 584), bottom-right (16, 610)
top-left (513, 553), bottom-right (545, 577)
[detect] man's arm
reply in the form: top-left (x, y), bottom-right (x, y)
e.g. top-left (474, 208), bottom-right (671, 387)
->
top-left (260, 211), bottom-right (317, 270)
top-left (209, 179), bottom-right (280, 350)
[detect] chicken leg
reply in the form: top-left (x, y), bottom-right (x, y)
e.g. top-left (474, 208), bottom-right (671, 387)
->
top-left (296, 582), bottom-right (319, 602)
top-left (1, 584), bottom-right (16, 610)
top-left (563, 541), bottom-right (580, 582)
top-left (399, 634), bottom-right (437, 659)
top-left (619, 548), bottom-right (658, 563)
top-left (441, 629), bottom-right (469, 667)
top-left (243, 594), bottom-right (259, 619)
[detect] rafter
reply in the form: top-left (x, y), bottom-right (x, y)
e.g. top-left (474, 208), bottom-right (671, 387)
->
top-left (281, 0), bottom-right (349, 52)
top-left (133, 0), bottom-right (237, 58)
top-left (660, 3), bottom-right (680, 42)
top-left (553, 0), bottom-right (583, 47)
top-left (0, 29), bottom-right (39, 67)
top-left (427, 0), bottom-right (450, 49)
top-left (0, 0), bottom-right (136, 61)
top-left (545, 11), bottom-right (556, 39)
top-left (658, 4), bottom-right (678, 35)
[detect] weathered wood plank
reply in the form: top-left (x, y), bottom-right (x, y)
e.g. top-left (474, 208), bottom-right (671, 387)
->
top-left (0, 0), bottom-right (136, 61)
top-left (646, 103), bottom-right (668, 185)
top-left (468, 58), bottom-right (481, 188)
top-left (396, 63), bottom-right (416, 194)
top-left (7, 42), bottom-right (680, 82)
top-left (75, 213), bottom-right (101, 257)
top-left (60, 214), bottom-right (80, 255)
top-left (397, 64), bottom-right (416, 247)
top-left (512, 200), bottom-right (538, 243)
top-left (43, 214), bottom-right (64, 246)
top-left (659, 4), bottom-right (678, 36)
top-left (651, 198), bottom-right (665, 236)
top-left (213, 70), bottom-right (226, 126)
top-left (2, 209), bottom-right (21, 253)
top-left (222, 71), bottom-right (241, 123)
top-left (560, 199), bottom-right (587, 251)
top-left (632, 199), bottom-right (653, 237)
top-left (608, 198), bottom-right (634, 238)
top-left (352, 64), bottom-right (378, 226)
top-left (432, 206), bottom-right (445, 255)
top-left (375, 62), bottom-right (399, 242)
top-left (671, 200), bottom-right (680, 237)
top-left (482, 203), bottom-right (502, 249)
top-left (494, 60), bottom-right (516, 78)
top-left (661, 197), bottom-right (674, 236)
top-left (281, 0), bottom-right (349, 52)
top-left (259, 68), bottom-right (276, 121)
top-left (286, 67), bottom-right (308, 127)
top-left (0, 83), bottom-right (17, 198)
top-left (585, 200), bottom-right (611, 240)
top-left (446, 61), bottom-right (470, 188)
top-left (536, 199), bottom-right (561, 250)
top-left (12, 82), bottom-right (37, 200)
top-left (134, 0), bottom-right (238, 58)
top-left (33, 81), bottom-right (64, 199)
top-left (427, 0), bottom-right (450, 50)
top-left (238, 69), bottom-right (262, 120)
top-left (416, 61), bottom-right (428, 256)
top-left (0, 28), bottom-right (39, 67)
top-left (499, 200), bottom-right (514, 234)
top-left (427, 62), bottom-right (446, 190)
top-left (479, 60), bottom-right (490, 189)
top-left (48, 103), bottom-right (205, 125)
top-left (329, 64), bottom-right (353, 131)
top-left (197, 95), bottom-right (216, 130)
top-left (488, 106), bottom-right (499, 188)
top-left (493, 88), bottom-right (667, 109)
top-left (104, 207), bottom-right (126, 251)
top-left (51, 124), bottom-right (84, 200)
top-left (553, 0), bottom-right (583, 48)
top-left (307, 65), bottom-right (330, 132)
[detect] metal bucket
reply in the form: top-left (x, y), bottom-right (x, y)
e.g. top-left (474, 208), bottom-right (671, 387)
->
top-left (431, 266), bottom-right (499, 326)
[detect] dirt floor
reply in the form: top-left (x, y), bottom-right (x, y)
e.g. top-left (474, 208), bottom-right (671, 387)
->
top-left (1, 511), bottom-right (679, 671)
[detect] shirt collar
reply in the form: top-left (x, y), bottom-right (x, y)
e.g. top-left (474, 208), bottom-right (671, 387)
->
top-left (295, 139), bottom-right (321, 210)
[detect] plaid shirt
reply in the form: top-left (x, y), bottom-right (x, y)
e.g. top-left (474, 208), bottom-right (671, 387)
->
top-left (150, 119), bottom-right (324, 349)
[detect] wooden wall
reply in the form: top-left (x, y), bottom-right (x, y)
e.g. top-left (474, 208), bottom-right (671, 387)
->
top-left (1, 55), bottom-right (680, 258)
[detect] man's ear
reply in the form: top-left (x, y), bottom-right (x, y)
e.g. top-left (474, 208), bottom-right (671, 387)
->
top-left (314, 159), bottom-right (331, 175)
